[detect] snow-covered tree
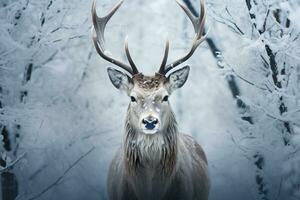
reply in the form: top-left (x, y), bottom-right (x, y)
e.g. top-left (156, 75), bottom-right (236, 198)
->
top-left (0, 0), bottom-right (299, 200)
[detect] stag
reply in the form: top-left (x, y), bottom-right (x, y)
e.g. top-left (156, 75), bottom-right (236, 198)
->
top-left (92, 0), bottom-right (209, 199)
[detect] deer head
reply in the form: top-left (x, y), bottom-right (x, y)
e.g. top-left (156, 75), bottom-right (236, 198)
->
top-left (92, 0), bottom-right (206, 135)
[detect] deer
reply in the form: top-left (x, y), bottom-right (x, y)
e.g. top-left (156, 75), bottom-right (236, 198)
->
top-left (91, 0), bottom-right (210, 199)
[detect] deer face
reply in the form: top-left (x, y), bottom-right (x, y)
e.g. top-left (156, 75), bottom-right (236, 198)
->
top-left (92, 0), bottom-right (206, 133)
top-left (107, 66), bottom-right (190, 134)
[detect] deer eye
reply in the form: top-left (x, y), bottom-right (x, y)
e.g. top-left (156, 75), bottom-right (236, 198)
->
top-left (162, 95), bottom-right (169, 102)
top-left (130, 96), bottom-right (137, 102)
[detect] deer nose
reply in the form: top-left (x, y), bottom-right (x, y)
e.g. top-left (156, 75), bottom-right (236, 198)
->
top-left (142, 117), bottom-right (158, 130)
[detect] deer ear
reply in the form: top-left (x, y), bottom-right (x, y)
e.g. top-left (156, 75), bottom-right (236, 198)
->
top-left (167, 65), bottom-right (190, 92)
top-left (107, 67), bottom-right (133, 92)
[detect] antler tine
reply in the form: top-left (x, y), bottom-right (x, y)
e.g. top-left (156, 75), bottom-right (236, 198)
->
top-left (158, 39), bottom-right (169, 74)
top-left (92, 0), bottom-right (138, 75)
top-left (125, 36), bottom-right (139, 74)
top-left (159, 0), bottom-right (207, 75)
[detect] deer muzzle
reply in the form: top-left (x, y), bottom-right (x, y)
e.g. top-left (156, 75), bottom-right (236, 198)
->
top-left (141, 115), bottom-right (160, 134)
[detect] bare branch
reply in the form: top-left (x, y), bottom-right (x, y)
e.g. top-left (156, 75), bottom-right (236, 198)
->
top-left (0, 152), bottom-right (26, 172)
top-left (24, 147), bottom-right (95, 200)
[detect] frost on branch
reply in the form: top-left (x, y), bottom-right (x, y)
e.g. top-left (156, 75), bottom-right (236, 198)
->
top-left (0, 0), bottom-right (300, 200)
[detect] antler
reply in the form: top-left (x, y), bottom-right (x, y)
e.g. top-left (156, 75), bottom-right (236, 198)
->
top-left (158, 0), bottom-right (207, 75)
top-left (92, 0), bottom-right (139, 75)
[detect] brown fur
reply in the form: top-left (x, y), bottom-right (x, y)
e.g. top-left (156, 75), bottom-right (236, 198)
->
top-left (107, 72), bottom-right (209, 200)
top-left (133, 73), bottom-right (167, 91)
top-left (124, 108), bottom-right (178, 176)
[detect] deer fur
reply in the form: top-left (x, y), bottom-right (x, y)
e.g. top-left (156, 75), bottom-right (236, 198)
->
top-left (106, 73), bottom-right (210, 200)
top-left (91, 0), bottom-right (210, 199)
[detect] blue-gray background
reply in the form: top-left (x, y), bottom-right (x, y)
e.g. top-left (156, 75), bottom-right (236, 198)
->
top-left (0, 0), bottom-right (300, 200)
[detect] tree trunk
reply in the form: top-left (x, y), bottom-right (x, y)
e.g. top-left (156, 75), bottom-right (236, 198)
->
top-left (1, 172), bottom-right (18, 200)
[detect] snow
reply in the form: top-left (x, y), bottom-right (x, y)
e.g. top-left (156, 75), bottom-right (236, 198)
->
top-left (0, 0), bottom-right (299, 200)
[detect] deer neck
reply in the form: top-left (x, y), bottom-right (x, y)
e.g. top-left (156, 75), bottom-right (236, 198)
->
top-left (124, 109), bottom-right (178, 176)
